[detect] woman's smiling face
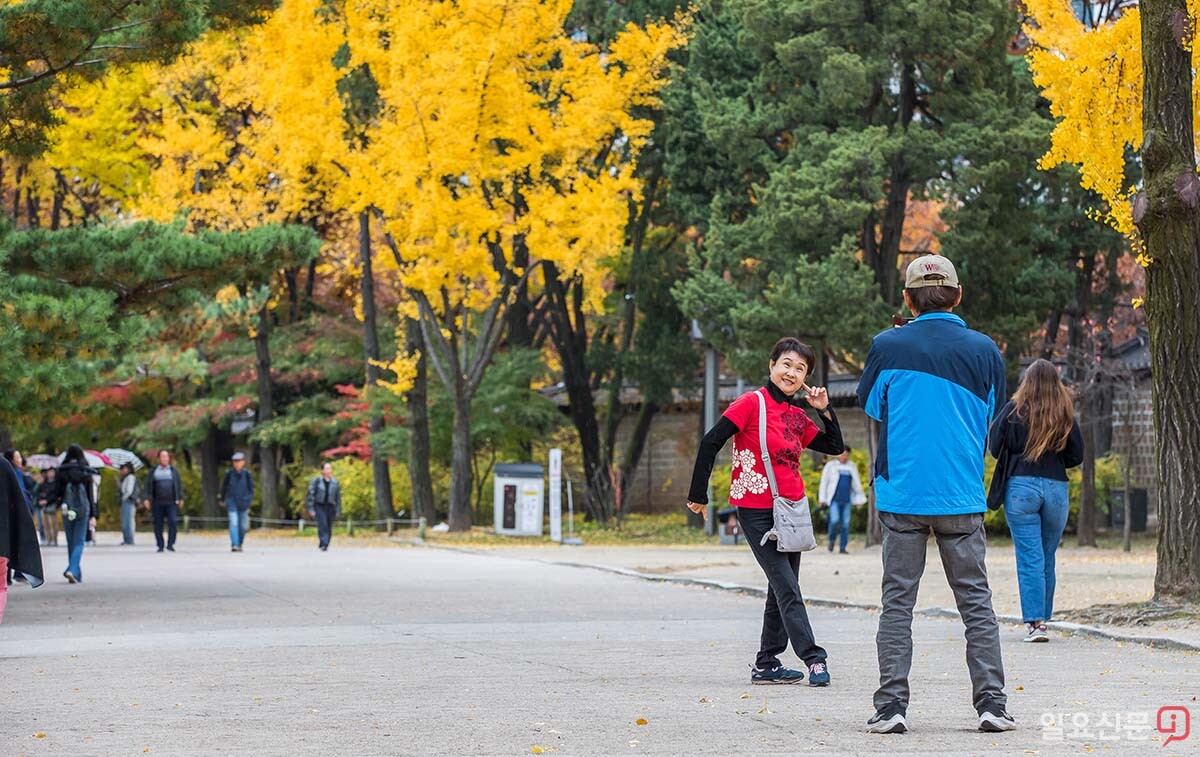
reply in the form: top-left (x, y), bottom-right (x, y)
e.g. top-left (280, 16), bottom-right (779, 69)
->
top-left (769, 350), bottom-right (810, 396)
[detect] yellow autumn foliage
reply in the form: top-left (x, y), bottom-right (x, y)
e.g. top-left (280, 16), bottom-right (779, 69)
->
top-left (1023, 0), bottom-right (1200, 239)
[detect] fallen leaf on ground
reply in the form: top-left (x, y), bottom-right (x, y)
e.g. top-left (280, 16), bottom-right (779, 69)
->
top-left (33, 733), bottom-right (46, 739)
top-left (1015, 685), bottom-right (1024, 691)
top-left (531, 747), bottom-right (544, 754)
top-left (635, 718), bottom-right (648, 725)
top-left (698, 697), bottom-right (713, 703)
top-left (740, 693), bottom-right (751, 699)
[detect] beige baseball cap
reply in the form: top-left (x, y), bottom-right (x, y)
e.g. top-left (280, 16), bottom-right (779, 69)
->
top-left (905, 254), bottom-right (960, 289)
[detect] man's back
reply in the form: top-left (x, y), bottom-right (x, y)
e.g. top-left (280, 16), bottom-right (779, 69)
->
top-left (857, 312), bottom-right (1006, 516)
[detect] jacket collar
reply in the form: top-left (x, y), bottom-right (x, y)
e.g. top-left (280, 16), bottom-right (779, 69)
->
top-left (765, 381), bottom-right (803, 406)
top-left (913, 311), bottom-right (967, 328)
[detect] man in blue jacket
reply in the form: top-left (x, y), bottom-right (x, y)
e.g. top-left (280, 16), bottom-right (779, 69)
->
top-left (221, 452), bottom-right (255, 553)
top-left (858, 255), bottom-right (1013, 735)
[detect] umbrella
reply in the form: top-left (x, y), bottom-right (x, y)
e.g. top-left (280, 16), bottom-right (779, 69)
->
top-left (26, 454), bottom-right (59, 470)
top-left (57, 449), bottom-right (114, 469)
top-left (102, 448), bottom-right (145, 471)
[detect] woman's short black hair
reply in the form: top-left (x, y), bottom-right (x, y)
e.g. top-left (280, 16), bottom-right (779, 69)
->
top-left (2, 448), bottom-right (16, 463)
top-left (770, 337), bottom-right (817, 374)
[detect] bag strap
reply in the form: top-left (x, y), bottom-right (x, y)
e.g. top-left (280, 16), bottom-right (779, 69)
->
top-left (756, 389), bottom-right (780, 500)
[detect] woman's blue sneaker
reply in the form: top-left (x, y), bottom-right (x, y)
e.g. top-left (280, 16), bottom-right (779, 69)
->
top-left (807, 661), bottom-right (830, 686)
top-left (750, 665), bottom-right (805, 684)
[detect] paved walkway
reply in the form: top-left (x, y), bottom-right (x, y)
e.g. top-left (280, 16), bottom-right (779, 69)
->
top-left (474, 539), bottom-right (1199, 645)
top-left (2, 535), bottom-right (1197, 755)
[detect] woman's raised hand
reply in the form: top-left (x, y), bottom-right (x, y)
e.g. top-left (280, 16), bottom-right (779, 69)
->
top-left (802, 384), bottom-right (830, 411)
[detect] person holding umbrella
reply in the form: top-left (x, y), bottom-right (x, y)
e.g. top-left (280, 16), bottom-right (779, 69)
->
top-left (35, 467), bottom-right (59, 546)
top-left (143, 449), bottom-right (184, 553)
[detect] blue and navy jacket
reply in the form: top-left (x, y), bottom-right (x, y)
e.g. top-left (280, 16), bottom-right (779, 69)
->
top-left (857, 312), bottom-right (1006, 515)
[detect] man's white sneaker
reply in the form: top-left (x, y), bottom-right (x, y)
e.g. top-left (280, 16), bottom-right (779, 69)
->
top-left (979, 710), bottom-right (1017, 732)
top-left (867, 711), bottom-right (908, 734)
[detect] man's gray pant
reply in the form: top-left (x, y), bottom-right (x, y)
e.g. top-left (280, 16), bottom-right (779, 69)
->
top-left (875, 511), bottom-right (1006, 716)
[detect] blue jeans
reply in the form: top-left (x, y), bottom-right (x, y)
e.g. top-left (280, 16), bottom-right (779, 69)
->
top-left (227, 506), bottom-right (249, 547)
top-left (827, 500), bottom-right (851, 550)
top-left (1005, 476), bottom-right (1070, 623)
top-left (121, 501), bottom-right (137, 544)
top-left (63, 511), bottom-right (88, 580)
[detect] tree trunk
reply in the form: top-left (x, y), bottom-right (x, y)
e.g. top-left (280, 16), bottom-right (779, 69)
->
top-left (200, 424), bottom-right (221, 520)
top-left (1139, 0), bottom-right (1200, 601)
top-left (406, 317), bottom-right (436, 523)
top-left (448, 391), bottom-right (473, 531)
top-left (359, 211), bottom-right (394, 522)
top-left (254, 304), bottom-right (281, 521)
top-left (615, 401), bottom-right (659, 514)
top-left (1077, 403), bottom-right (1098, 546)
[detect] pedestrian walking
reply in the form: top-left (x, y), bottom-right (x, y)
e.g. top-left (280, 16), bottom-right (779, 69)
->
top-left (858, 254), bottom-right (1014, 734)
top-left (221, 452), bottom-right (254, 552)
top-left (687, 337), bottom-right (845, 687)
top-left (118, 463), bottom-right (142, 546)
top-left (54, 444), bottom-right (97, 584)
top-left (35, 467), bottom-right (59, 546)
top-left (818, 447), bottom-right (866, 553)
top-left (988, 359), bottom-right (1083, 643)
top-left (143, 450), bottom-right (184, 553)
top-left (2, 456), bottom-right (44, 623)
top-left (306, 463), bottom-right (341, 552)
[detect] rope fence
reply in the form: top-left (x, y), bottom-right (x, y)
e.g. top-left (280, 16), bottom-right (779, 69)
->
top-left (179, 513), bottom-right (428, 539)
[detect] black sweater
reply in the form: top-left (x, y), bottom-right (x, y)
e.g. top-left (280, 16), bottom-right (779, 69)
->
top-left (988, 400), bottom-right (1084, 481)
top-left (688, 382), bottom-right (845, 504)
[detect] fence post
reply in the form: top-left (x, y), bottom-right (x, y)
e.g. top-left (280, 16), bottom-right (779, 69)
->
top-left (347, 517), bottom-right (353, 537)
top-left (386, 518), bottom-right (394, 537)
top-left (418, 516), bottom-right (427, 540)
top-left (183, 514), bottom-right (190, 532)
top-left (298, 518), bottom-right (305, 534)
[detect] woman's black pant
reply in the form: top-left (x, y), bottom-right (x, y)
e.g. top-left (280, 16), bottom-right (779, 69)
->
top-left (737, 506), bottom-right (828, 668)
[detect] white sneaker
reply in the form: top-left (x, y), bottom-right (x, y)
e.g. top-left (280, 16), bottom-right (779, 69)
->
top-left (867, 711), bottom-right (908, 734)
top-left (979, 710), bottom-right (1017, 732)
top-left (1023, 623), bottom-right (1049, 643)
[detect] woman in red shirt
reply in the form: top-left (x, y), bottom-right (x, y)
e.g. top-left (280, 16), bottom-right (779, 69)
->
top-left (687, 337), bottom-right (845, 686)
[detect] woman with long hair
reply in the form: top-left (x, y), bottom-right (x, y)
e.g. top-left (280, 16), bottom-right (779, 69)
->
top-left (988, 359), bottom-right (1083, 642)
top-left (54, 444), bottom-right (98, 583)
top-left (686, 337), bottom-right (845, 686)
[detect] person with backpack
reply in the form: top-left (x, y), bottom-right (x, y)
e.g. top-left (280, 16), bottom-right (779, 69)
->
top-left (220, 452), bottom-right (254, 552)
top-left (142, 449), bottom-right (184, 553)
top-left (858, 254), bottom-right (1014, 734)
top-left (2, 455), bottom-right (44, 622)
top-left (117, 463), bottom-right (142, 546)
top-left (686, 337), bottom-right (845, 687)
top-left (988, 359), bottom-right (1084, 643)
top-left (306, 463), bottom-right (342, 552)
top-left (54, 444), bottom-right (97, 583)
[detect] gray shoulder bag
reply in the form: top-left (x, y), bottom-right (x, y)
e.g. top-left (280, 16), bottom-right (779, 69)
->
top-left (756, 389), bottom-right (818, 552)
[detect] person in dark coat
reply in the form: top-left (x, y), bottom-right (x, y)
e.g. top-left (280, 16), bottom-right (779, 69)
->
top-left (142, 449), bottom-right (184, 553)
top-left (2, 455), bottom-right (44, 623)
top-left (220, 452), bottom-right (254, 552)
top-left (54, 444), bottom-right (97, 583)
top-left (306, 463), bottom-right (342, 552)
top-left (35, 467), bottom-right (59, 546)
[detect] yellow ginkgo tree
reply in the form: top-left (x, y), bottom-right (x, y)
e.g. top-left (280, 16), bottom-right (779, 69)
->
top-left (327, 0), bottom-right (687, 530)
top-left (1024, 0), bottom-right (1200, 600)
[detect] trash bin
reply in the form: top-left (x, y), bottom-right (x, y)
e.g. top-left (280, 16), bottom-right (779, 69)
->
top-left (1109, 488), bottom-right (1147, 532)
top-left (493, 463), bottom-right (545, 536)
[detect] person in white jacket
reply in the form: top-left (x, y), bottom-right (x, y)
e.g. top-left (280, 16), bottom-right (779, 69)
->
top-left (819, 448), bottom-right (866, 553)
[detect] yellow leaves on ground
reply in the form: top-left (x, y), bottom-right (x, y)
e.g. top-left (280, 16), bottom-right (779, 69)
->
top-left (1023, 0), bottom-right (1200, 239)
